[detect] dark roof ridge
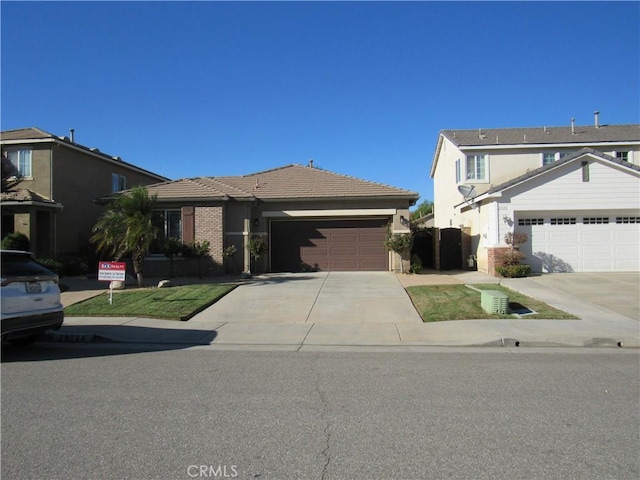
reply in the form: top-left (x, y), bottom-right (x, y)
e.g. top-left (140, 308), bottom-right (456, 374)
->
top-left (197, 176), bottom-right (255, 197)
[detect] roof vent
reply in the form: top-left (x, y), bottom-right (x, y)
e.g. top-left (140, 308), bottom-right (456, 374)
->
top-left (253, 178), bottom-right (260, 190)
top-left (308, 159), bottom-right (314, 168)
top-left (69, 128), bottom-right (75, 143)
top-left (91, 148), bottom-right (100, 153)
top-left (571, 118), bottom-right (576, 134)
top-left (478, 128), bottom-right (486, 139)
top-left (594, 110), bottom-right (600, 128)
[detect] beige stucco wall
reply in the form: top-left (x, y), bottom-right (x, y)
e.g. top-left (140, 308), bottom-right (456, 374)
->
top-left (52, 144), bottom-right (165, 255)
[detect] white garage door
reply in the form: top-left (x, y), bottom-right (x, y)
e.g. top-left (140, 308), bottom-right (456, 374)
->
top-left (516, 213), bottom-right (640, 272)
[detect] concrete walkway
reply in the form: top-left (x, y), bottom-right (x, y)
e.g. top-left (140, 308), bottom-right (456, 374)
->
top-left (49, 271), bottom-right (639, 349)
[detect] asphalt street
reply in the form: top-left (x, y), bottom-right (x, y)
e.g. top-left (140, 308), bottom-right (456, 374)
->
top-left (2, 344), bottom-right (638, 480)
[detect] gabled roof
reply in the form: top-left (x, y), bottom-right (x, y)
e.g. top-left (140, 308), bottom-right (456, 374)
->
top-left (140, 164), bottom-right (419, 203)
top-left (441, 124), bottom-right (640, 148)
top-left (1, 127), bottom-right (168, 182)
top-left (467, 148), bottom-right (640, 204)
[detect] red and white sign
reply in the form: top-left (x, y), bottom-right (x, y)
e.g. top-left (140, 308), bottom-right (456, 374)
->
top-left (98, 262), bottom-right (127, 282)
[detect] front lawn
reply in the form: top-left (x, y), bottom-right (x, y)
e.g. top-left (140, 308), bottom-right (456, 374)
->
top-left (406, 284), bottom-right (578, 322)
top-left (64, 284), bottom-right (237, 321)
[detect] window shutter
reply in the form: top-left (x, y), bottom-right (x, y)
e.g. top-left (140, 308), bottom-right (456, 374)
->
top-left (182, 206), bottom-right (195, 244)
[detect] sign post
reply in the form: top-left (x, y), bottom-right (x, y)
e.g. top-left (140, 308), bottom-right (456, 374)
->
top-left (98, 262), bottom-right (127, 305)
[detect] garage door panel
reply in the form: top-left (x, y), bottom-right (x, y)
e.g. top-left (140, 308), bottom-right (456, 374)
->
top-left (519, 212), bottom-right (639, 272)
top-left (331, 247), bottom-right (357, 256)
top-left (331, 233), bottom-right (357, 243)
top-left (271, 219), bottom-right (389, 272)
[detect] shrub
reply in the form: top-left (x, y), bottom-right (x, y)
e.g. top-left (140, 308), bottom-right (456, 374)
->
top-left (409, 254), bottom-right (423, 274)
top-left (498, 250), bottom-right (526, 266)
top-left (36, 258), bottom-right (63, 275)
top-left (495, 264), bottom-right (531, 278)
top-left (2, 232), bottom-right (30, 251)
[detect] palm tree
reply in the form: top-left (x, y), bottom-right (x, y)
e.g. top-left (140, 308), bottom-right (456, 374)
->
top-left (91, 186), bottom-right (158, 287)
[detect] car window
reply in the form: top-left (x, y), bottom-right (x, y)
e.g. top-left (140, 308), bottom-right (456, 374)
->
top-left (1, 255), bottom-right (55, 277)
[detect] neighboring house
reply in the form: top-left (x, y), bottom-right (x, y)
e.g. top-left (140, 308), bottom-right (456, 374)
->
top-left (430, 116), bottom-right (640, 274)
top-left (140, 163), bottom-right (419, 274)
top-left (1, 127), bottom-right (167, 258)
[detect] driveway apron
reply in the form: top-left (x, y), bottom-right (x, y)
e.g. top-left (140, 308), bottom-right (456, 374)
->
top-left (190, 271), bottom-right (422, 324)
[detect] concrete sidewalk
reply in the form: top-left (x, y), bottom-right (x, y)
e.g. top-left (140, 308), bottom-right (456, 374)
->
top-left (49, 271), bottom-right (639, 349)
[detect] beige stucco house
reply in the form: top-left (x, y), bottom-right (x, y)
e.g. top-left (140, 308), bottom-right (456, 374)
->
top-left (140, 163), bottom-right (419, 275)
top-left (430, 117), bottom-right (640, 274)
top-left (1, 127), bottom-right (167, 258)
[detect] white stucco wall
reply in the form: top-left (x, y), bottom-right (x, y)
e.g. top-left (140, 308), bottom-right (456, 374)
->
top-left (432, 137), bottom-right (640, 232)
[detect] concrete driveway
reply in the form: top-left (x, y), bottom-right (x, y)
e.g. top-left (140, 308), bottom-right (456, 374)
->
top-left (191, 271), bottom-right (423, 324)
top-left (502, 272), bottom-right (639, 321)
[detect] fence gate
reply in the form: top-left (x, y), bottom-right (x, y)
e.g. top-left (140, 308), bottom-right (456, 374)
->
top-left (439, 228), bottom-right (462, 270)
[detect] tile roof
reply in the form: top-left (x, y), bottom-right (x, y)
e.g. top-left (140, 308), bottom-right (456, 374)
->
top-left (0, 127), bottom-right (53, 141)
top-left (0, 188), bottom-right (62, 207)
top-left (145, 164), bottom-right (418, 202)
top-left (441, 124), bottom-right (640, 147)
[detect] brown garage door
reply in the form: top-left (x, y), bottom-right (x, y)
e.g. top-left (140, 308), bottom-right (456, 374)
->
top-left (270, 219), bottom-right (389, 272)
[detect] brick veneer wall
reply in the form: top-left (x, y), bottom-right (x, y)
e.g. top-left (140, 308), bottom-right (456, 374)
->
top-left (487, 247), bottom-right (511, 277)
top-left (195, 205), bottom-right (224, 267)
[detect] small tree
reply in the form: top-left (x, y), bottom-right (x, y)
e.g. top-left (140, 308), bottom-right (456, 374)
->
top-left (183, 240), bottom-right (211, 278)
top-left (248, 235), bottom-right (268, 273)
top-left (410, 200), bottom-right (434, 221)
top-left (496, 231), bottom-right (531, 278)
top-left (162, 237), bottom-right (184, 278)
top-left (223, 245), bottom-right (238, 274)
top-left (384, 224), bottom-right (413, 273)
top-left (91, 186), bottom-right (158, 287)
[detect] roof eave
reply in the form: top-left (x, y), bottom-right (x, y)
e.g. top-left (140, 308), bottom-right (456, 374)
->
top-left (429, 133), bottom-right (446, 178)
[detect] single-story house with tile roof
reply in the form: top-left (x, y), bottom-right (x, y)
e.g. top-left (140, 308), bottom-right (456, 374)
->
top-left (134, 163), bottom-right (419, 275)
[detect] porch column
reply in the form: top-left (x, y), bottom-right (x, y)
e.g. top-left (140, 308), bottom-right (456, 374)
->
top-left (242, 216), bottom-right (251, 275)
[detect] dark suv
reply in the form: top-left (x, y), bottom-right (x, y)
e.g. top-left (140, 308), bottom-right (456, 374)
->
top-left (1, 250), bottom-right (64, 345)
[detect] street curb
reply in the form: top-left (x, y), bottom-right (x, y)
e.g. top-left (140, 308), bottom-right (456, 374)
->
top-left (41, 331), bottom-right (638, 348)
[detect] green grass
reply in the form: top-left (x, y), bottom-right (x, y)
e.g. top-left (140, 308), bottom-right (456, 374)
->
top-left (406, 284), bottom-right (578, 322)
top-left (64, 284), bottom-right (237, 321)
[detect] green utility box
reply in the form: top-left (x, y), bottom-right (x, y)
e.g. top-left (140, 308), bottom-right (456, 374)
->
top-left (481, 290), bottom-right (509, 314)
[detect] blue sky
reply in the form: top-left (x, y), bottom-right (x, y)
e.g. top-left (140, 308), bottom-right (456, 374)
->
top-left (2, 1), bottom-right (639, 206)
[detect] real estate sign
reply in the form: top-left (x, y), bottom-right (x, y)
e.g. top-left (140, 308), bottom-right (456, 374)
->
top-left (98, 262), bottom-right (127, 282)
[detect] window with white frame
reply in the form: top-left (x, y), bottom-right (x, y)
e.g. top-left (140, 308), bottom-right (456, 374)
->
top-left (111, 173), bottom-right (126, 193)
top-left (615, 151), bottom-right (629, 162)
top-left (7, 149), bottom-right (32, 177)
top-left (542, 152), bottom-right (569, 166)
top-left (455, 158), bottom-right (461, 183)
top-left (466, 154), bottom-right (486, 181)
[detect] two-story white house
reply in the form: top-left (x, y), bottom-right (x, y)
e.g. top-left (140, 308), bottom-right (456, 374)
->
top-left (430, 116), bottom-right (640, 274)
